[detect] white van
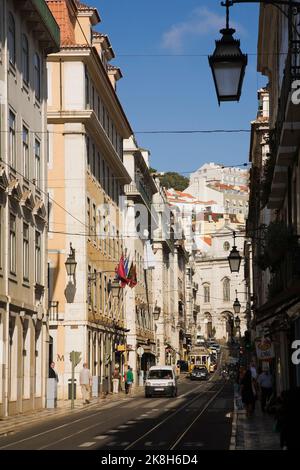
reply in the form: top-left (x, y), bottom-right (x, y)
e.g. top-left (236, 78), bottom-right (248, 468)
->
top-left (145, 365), bottom-right (178, 398)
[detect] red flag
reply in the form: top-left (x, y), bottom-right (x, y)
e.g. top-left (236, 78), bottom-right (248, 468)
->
top-left (115, 255), bottom-right (129, 288)
top-left (127, 262), bottom-right (137, 288)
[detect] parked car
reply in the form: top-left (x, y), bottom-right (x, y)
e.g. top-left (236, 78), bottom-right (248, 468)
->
top-left (189, 366), bottom-right (209, 381)
top-left (145, 366), bottom-right (178, 398)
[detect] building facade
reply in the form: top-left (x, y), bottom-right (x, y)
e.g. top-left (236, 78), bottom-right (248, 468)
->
top-left (0, 0), bottom-right (60, 416)
top-left (246, 3), bottom-right (300, 395)
top-left (46, 0), bottom-right (132, 398)
top-left (193, 220), bottom-right (247, 343)
top-left (187, 163), bottom-right (249, 217)
top-left (122, 136), bottom-right (157, 384)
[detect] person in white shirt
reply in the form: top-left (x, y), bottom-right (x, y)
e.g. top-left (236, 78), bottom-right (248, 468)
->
top-left (80, 363), bottom-right (92, 404)
top-left (258, 369), bottom-right (273, 412)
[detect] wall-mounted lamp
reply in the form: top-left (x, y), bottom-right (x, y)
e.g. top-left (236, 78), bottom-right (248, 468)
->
top-left (65, 243), bottom-right (77, 279)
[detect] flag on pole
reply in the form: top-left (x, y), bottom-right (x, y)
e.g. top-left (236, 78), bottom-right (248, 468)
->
top-left (127, 262), bottom-right (137, 288)
top-left (115, 255), bottom-right (129, 288)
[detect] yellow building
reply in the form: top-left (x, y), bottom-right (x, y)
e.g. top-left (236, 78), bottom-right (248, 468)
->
top-left (46, 0), bottom-right (132, 398)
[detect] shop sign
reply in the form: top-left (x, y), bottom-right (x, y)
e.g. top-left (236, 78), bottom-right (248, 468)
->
top-left (255, 337), bottom-right (275, 360)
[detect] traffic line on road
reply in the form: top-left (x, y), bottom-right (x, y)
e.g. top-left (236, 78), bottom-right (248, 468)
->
top-left (78, 442), bottom-right (95, 448)
top-left (94, 435), bottom-right (108, 440)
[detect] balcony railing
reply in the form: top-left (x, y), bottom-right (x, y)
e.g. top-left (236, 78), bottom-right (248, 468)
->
top-left (48, 301), bottom-right (59, 322)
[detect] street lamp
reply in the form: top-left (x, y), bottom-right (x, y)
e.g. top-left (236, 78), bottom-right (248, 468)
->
top-left (233, 290), bottom-right (241, 314)
top-left (210, 0), bottom-right (300, 103)
top-left (208, 20), bottom-right (247, 104)
top-left (228, 232), bottom-right (242, 273)
top-left (65, 243), bottom-right (77, 278)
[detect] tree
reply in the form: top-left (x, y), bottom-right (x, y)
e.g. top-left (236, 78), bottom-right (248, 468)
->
top-left (148, 168), bottom-right (189, 191)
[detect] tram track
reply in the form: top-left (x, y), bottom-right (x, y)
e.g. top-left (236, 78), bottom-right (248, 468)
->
top-left (124, 380), bottom-right (227, 450)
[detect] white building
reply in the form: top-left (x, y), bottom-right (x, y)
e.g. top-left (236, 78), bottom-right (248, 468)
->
top-left (194, 223), bottom-right (247, 342)
top-left (0, 0), bottom-right (60, 417)
top-left (123, 136), bottom-right (157, 384)
top-left (186, 163), bottom-right (249, 217)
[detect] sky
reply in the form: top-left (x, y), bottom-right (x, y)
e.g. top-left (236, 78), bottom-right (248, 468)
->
top-left (94, 0), bottom-right (267, 176)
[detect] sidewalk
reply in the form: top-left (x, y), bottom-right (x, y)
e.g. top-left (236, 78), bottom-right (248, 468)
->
top-left (231, 405), bottom-right (281, 450)
top-left (0, 386), bottom-right (145, 437)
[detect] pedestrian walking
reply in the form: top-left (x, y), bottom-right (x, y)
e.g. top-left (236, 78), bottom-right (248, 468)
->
top-left (258, 369), bottom-right (273, 412)
top-left (240, 369), bottom-right (256, 418)
top-left (125, 366), bottom-right (134, 395)
top-left (49, 361), bottom-right (59, 382)
top-left (80, 363), bottom-right (92, 404)
top-left (112, 365), bottom-right (121, 394)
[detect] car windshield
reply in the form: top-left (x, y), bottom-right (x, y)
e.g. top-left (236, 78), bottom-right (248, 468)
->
top-left (148, 370), bottom-right (173, 379)
top-left (193, 368), bottom-right (207, 372)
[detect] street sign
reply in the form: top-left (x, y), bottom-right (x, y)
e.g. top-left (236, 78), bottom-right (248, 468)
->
top-left (137, 346), bottom-right (144, 357)
top-left (69, 350), bottom-right (81, 366)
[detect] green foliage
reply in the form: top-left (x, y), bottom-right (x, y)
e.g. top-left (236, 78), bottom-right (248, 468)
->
top-left (158, 172), bottom-right (189, 192)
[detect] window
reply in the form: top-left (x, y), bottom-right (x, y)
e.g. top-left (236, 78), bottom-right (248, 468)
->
top-left (9, 214), bottom-right (16, 274)
top-left (93, 268), bottom-right (97, 308)
top-left (203, 284), bottom-right (210, 303)
top-left (106, 165), bottom-right (109, 196)
top-left (97, 152), bottom-right (101, 183)
top-left (102, 160), bottom-right (106, 191)
top-left (223, 278), bottom-right (230, 302)
top-left (9, 110), bottom-right (16, 167)
top-left (87, 197), bottom-right (90, 233)
top-left (92, 144), bottom-right (96, 176)
top-left (23, 126), bottom-right (29, 179)
top-left (8, 13), bottom-right (15, 65)
top-left (92, 203), bottom-right (96, 238)
top-left (99, 272), bottom-right (103, 311)
top-left (91, 85), bottom-right (95, 110)
top-left (34, 53), bottom-right (41, 101)
top-left (35, 139), bottom-right (41, 186)
top-left (223, 241), bottom-right (230, 251)
top-left (23, 223), bottom-right (29, 281)
top-left (103, 274), bottom-right (107, 314)
top-left (35, 231), bottom-right (41, 284)
top-left (85, 66), bottom-right (89, 108)
top-left (86, 136), bottom-right (90, 169)
top-left (97, 96), bottom-right (100, 120)
top-left (22, 34), bottom-right (29, 83)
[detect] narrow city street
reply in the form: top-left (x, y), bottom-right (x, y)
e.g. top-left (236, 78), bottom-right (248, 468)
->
top-left (0, 376), bottom-right (232, 451)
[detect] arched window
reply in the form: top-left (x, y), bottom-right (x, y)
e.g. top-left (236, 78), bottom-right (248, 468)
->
top-left (8, 13), bottom-right (16, 65)
top-left (34, 53), bottom-right (41, 101)
top-left (22, 34), bottom-right (29, 83)
top-left (223, 278), bottom-right (230, 302)
top-left (203, 284), bottom-right (210, 303)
